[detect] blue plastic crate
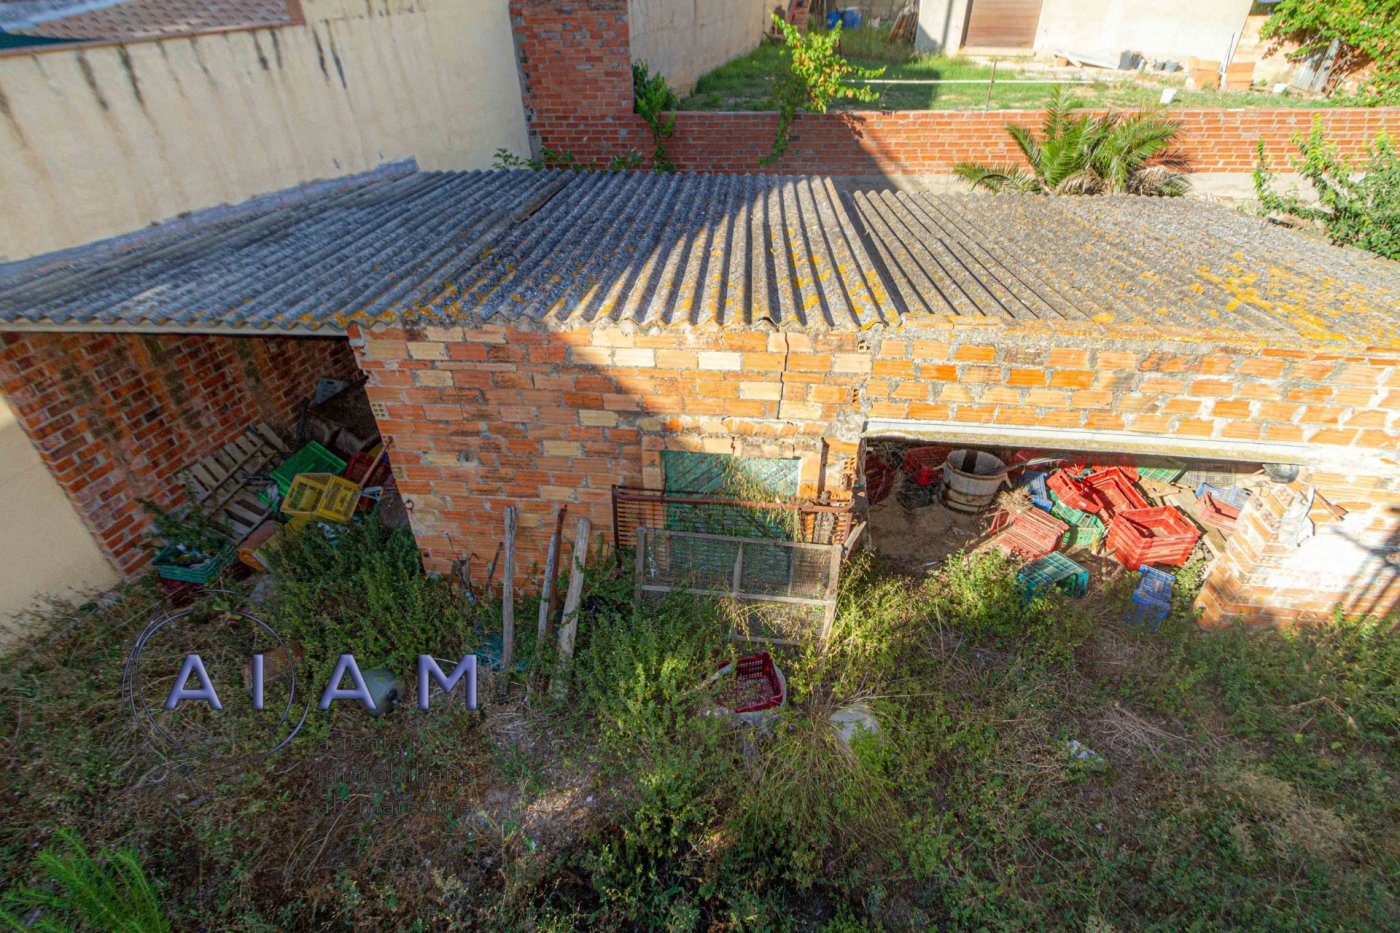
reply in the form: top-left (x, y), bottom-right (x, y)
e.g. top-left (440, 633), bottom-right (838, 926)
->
top-left (1135, 566), bottom-right (1176, 602)
top-left (1125, 590), bottom-right (1170, 632)
top-left (1021, 470), bottom-right (1054, 512)
top-left (1195, 482), bottom-right (1250, 510)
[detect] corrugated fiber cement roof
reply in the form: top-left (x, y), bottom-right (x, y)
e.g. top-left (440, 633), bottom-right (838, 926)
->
top-left (1, 165), bottom-right (1397, 346)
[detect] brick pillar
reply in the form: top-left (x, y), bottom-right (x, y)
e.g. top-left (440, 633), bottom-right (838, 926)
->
top-left (509, 0), bottom-right (644, 164)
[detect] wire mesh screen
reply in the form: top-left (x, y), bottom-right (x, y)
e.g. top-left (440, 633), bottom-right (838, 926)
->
top-left (634, 528), bottom-right (840, 642)
top-left (612, 486), bottom-right (855, 552)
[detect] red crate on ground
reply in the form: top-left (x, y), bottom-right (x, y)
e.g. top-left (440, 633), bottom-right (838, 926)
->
top-left (865, 455), bottom-right (895, 505)
top-left (1082, 468), bottom-right (1149, 520)
top-left (988, 507), bottom-right (1068, 561)
top-left (344, 449), bottom-right (392, 511)
top-left (1197, 492), bottom-right (1242, 531)
top-left (727, 652), bottom-right (785, 713)
top-left (902, 445), bottom-right (952, 485)
top-left (1066, 454), bottom-right (1140, 483)
top-left (1046, 469), bottom-right (1102, 513)
top-left (1106, 507), bottom-right (1200, 570)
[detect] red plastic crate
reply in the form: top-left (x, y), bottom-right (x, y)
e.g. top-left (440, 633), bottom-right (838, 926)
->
top-left (1197, 492), bottom-right (1242, 531)
top-left (865, 455), bottom-right (895, 505)
top-left (988, 507), bottom-right (1068, 561)
top-left (1046, 469), bottom-right (1102, 513)
top-left (1106, 507), bottom-right (1200, 570)
top-left (1066, 455), bottom-right (1139, 483)
top-left (901, 445), bottom-right (952, 485)
top-left (344, 450), bottom-right (392, 511)
top-left (1082, 468), bottom-right (1149, 520)
top-left (727, 652), bottom-right (785, 713)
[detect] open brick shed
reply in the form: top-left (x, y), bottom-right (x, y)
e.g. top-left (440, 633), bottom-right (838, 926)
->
top-left (1, 165), bottom-right (1396, 626)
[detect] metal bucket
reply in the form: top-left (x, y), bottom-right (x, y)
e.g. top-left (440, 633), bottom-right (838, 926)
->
top-left (941, 449), bottom-right (1008, 513)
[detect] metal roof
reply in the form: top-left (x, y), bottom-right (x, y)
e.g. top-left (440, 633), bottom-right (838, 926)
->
top-left (847, 190), bottom-right (1400, 346)
top-left (2, 167), bottom-right (1397, 345)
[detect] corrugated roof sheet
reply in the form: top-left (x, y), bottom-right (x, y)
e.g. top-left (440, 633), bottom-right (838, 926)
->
top-left (3, 0), bottom-right (292, 40)
top-left (0, 168), bottom-right (891, 335)
top-left (1, 167), bottom-right (1397, 345)
top-left (847, 190), bottom-right (1400, 346)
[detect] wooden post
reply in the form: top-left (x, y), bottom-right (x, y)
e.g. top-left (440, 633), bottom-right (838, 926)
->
top-left (552, 516), bottom-right (592, 700)
top-left (538, 507), bottom-right (567, 639)
top-left (985, 60), bottom-right (998, 110)
top-left (498, 507), bottom-right (516, 696)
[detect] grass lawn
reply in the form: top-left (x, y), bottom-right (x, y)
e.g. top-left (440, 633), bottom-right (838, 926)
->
top-left (2, 514), bottom-right (1398, 928)
top-left (678, 28), bottom-right (1357, 112)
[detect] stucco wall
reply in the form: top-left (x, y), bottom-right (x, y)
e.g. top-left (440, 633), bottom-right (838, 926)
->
top-left (0, 0), bottom-right (529, 261)
top-left (0, 392), bottom-right (119, 637)
top-left (1033, 0), bottom-right (1254, 63)
top-left (627, 0), bottom-right (768, 94)
top-left (916, 0), bottom-right (971, 55)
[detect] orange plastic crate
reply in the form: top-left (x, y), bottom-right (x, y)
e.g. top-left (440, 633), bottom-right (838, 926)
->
top-left (1106, 507), bottom-right (1199, 570)
top-left (1082, 468), bottom-right (1149, 520)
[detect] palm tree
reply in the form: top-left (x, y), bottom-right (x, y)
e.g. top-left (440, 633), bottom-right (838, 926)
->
top-left (953, 87), bottom-right (1190, 196)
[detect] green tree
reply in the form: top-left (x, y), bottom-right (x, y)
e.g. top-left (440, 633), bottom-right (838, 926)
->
top-left (953, 87), bottom-right (1188, 196)
top-left (765, 17), bottom-right (885, 165)
top-left (1262, 0), bottom-right (1400, 104)
top-left (1254, 120), bottom-right (1400, 260)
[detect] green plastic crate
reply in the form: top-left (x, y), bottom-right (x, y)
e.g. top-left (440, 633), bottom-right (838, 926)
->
top-left (1136, 457), bottom-right (1186, 484)
top-left (1017, 552), bottom-right (1089, 600)
top-left (1049, 490), bottom-right (1106, 550)
top-left (154, 541), bottom-right (236, 584)
top-left (264, 442), bottom-right (346, 503)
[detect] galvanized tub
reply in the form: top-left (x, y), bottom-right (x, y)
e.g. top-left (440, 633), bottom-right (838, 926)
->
top-left (941, 449), bottom-right (1009, 513)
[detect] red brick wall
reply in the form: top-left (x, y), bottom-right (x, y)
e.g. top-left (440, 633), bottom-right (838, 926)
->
top-left (0, 331), bottom-right (357, 576)
top-left (354, 321), bottom-right (1400, 626)
top-left (508, 0), bottom-right (1400, 175)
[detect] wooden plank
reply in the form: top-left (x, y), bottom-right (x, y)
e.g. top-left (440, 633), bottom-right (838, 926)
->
top-left (537, 507), bottom-right (567, 639)
top-left (552, 516), bottom-right (592, 700)
top-left (499, 507), bottom-right (517, 697)
top-left (963, 0), bottom-right (1043, 48)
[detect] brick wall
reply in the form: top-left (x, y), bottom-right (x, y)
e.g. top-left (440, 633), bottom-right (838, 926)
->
top-left (0, 331), bottom-right (358, 576)
top-left (353, 321), bottom-right (1400, 626)
top-left (508, 0), bottom-right (1400, 176)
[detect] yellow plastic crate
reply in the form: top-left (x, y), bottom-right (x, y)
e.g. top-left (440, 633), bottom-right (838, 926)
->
top-left (281, 473), bottom-right (361, 524)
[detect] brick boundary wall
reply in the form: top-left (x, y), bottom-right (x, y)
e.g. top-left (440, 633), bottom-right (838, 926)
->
top-left (0, 332), bottom-right (358, 576)
top-left (352, 321), bottom-right (1400, 628)
top-left (509, 0), bottom-right (1400, 176)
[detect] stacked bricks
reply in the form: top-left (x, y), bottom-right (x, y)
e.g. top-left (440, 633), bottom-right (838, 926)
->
top-left (0, 331), bottom-right (358, 576)
top-left (354, 319), bottom-right (1400, 625)
top-left (507, 0), bottom-right (1399, 176)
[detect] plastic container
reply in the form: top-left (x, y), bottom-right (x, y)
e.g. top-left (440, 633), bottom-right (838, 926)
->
top-left (266, 442), bottom-right (346, 502)
top-left (1020, 470), bottom-right (1054, 512)
top-left (1058, 508), bottom-right (1107, 550)
top-left (1136, 565), bottom-right (1176, 602)
top-left (1046, 469), bottom-right (1100, 514)
top-left (238, 521), bottom-right (279, 571)
top-left (1125, 590), bottom-right (1170, 631)
top-left (281, 473), bottom-right (361, 524)
top-left (345, 449), bottom-right (392, 511)
top-left (1017, 552), bottom-right (1089, 600)
top-left (988, 507), bottom-right (1067, 561)
top-left (1082, 468), bottom-right (1149, 520)
top-left (941, 449), bottom-right (1008, 514)
top-left (902, 445), bottom-right (951, 486)
top-left (1106, 507), bottom-right (1200, 570)
top-left (826, 9), bottom-right (842, 29)
top-left (1197, 492), bottom-right (1242, 531)
top-left (1195, 482), bottom-right (1250, 511)
top-left (1137, 457), bottom-right (1186, 483)
top-left (154, 540), bottom-right (236, 584)
top-left (725, 652), bottom-right (785, 714)
top-left (842, 7), bottom-right (862, 29)
top-left (865, 455), bottom-right (895, 505)
top-left (1066, 455), bottom-right (1138, 483)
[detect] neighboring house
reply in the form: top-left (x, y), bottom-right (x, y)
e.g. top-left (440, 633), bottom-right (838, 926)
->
top-left (2, 166), bottom-right (1397, 631)
top-left (918, 0), bottom-right (1278, 80)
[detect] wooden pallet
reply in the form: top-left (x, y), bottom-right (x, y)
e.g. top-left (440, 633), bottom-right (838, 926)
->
top-left (181, 423), bottom-right (289, 543)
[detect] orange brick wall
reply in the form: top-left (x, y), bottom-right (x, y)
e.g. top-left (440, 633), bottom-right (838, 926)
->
top-left (509, 0), bottom-right (1400, 175)
top-left (0, 331), bottom-right (358, 576)
top-left (354, 322), bottom-right (1400, 625)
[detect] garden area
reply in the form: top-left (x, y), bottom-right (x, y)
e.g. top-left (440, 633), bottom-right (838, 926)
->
top-left (679, 25), bottom-right (1366, 113)
top-left (2, 509), bottom-right (1399, 929)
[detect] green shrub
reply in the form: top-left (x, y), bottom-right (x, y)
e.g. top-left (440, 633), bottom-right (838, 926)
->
top-left (632, 62), bottom-right (678, 173)
top-left (1254, 120), bottom-right (1400, 259)
top-left (765, 16), bottom-right (884, 164)
top-left (0, 829), bottom-right (169, 932)
top-left (1262, 0), bottom-right (1400, 104)
top-left (265, 514), bottom-right (470, 675)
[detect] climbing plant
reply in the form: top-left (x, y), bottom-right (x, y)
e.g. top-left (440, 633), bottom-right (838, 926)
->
top-left (1254, 120), bottom-right (1400, 260)
top-left (1261, 0), bottom-right (1400, 103)
top-left (632, 62), bottom-right (678, 173)
top-left (764, 17), bottom-right (884, 165)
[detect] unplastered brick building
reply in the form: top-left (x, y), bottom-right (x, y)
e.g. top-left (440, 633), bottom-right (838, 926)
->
top-left (3, 164), bottom-right (1394, 626)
